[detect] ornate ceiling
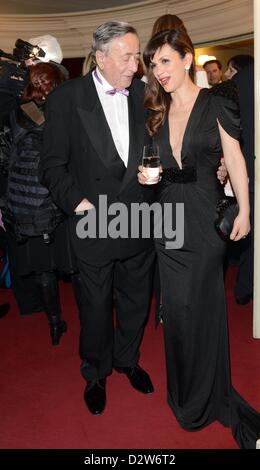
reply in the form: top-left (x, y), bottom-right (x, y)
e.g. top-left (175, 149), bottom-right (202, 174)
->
top-left (0, 0), bottom-right (253, 58)
top-left (0, 0), bottom-right (140, 15)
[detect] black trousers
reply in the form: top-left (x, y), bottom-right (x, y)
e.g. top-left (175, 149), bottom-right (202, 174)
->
top-left (73, 249), bottom-right (155, 381)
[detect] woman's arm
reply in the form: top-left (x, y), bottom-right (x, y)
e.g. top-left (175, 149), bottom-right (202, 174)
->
top-left (218, 121), bottom-right (250, 241)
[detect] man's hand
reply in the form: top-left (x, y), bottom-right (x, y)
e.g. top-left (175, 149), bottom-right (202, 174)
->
top-left (74, 198), bottom-right (94, 213)
top-left (217, 157), bottom-right (228, 184)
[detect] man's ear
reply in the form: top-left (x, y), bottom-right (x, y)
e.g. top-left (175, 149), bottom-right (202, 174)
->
top-left (96, 50), bottom-right (105, 70)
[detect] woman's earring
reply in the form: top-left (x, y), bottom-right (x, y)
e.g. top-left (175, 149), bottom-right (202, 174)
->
top-left (184, 64), bottom-right (190, 71)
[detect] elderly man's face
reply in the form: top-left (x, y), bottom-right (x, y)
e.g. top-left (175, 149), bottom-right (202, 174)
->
top-left (96, 33), bottom-right (140, 89)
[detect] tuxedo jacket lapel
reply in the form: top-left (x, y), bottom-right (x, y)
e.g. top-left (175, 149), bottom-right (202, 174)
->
top-left (120, 81), bottom-right (145, 192)
top-left (76, 73), bottom-right (123, 174)
top-left (76, 73), bottom-right (144, 188)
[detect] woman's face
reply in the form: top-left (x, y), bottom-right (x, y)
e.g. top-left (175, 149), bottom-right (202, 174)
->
top-left (150, 43), bottom-right (190, 93)
top-left (31, 76), bottom-right (51, 100)
top-left (224, 62), bottom-right (237, 79)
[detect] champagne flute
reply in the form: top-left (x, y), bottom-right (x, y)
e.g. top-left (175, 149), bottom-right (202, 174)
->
top-left (142, 143), bottom-right (160, 185)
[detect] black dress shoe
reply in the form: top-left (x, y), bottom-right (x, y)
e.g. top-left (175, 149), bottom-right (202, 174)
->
top-left (0, 303), bottom-right (10, 318)
top-left (235, 293), bottom-right (253, 305)
top-left (84, 378), bottom-right (106, 415)
top-left (114, 364), bottom-right (154, 394)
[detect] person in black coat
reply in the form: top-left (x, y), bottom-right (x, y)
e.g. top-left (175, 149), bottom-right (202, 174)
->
top-left (40, 21), bottom-right (155, 415)
top-left (5, 62), bottom-right (73, 345)
top-left (233, 62), bottom-right (254, 304)
top-left (0, 64), bottom-right (26, 319)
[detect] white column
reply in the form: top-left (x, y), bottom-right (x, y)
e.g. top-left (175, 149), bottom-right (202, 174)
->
top-left (253, 0), bottom-right (260, 337)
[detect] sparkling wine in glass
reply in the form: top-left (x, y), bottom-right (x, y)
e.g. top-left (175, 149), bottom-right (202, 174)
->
top-left (142, 143), bottom-right (160, 185)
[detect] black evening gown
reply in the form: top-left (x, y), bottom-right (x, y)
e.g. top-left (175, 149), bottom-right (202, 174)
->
top-left (153, 82), bottom-right (260, 448)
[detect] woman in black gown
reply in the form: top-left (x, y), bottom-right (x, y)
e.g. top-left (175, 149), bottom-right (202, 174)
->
top-left (139, 29), bottom-right (260, 448)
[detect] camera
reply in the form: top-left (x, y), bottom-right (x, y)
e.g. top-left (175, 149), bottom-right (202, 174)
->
top-left (0, 39), bottom-right (46, 99)
top-left (0, 38), bottom-right (45, 65)
top-left (0, 60), bottom-right (27, 98)
top-left (12, 38), bottom-right (46, 62)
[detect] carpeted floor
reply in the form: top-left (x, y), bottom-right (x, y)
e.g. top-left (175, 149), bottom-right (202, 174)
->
top-left (0, 267), bottom-right (259, 449)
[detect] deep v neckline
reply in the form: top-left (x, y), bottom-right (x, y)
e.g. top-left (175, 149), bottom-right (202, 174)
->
top-left (167, 88), bottom-right (203, 169)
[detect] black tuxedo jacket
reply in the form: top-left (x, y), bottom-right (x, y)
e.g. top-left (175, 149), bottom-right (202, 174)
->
top-left (40, 72), bottom-right (154, 264)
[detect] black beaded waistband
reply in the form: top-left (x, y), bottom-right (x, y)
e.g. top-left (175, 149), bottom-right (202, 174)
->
top-left (160, 166), bottom-right (197, 185)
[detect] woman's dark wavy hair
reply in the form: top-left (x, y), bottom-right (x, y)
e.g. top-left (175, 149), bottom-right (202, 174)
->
top-left (23, 62), bottom-right (66, 102)
top-left (143, 29), bottom-right (195, 135)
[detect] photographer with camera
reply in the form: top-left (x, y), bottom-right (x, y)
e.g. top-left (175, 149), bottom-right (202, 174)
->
top-left (0, 36), bottom-right (42, 318)
top-left (0, 36), bottom-right (73, 344)
top-left (0, 35), bottom-right (66, 175)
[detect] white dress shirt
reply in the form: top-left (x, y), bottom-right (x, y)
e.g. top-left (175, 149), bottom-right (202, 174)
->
top-left (92, 68), bottom-right (129, 167)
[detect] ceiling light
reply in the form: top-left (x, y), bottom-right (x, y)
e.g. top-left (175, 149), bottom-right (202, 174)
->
top-left (197, 54), bottom-right (216, 65)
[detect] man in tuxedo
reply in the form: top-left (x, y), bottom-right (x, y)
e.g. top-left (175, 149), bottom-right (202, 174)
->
top-left (40, 21), bottom-right (155, 415)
